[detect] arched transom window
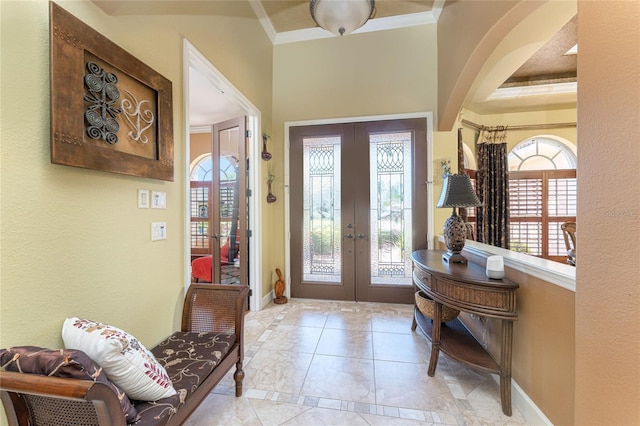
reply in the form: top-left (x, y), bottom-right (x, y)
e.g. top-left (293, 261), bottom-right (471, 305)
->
top-left (508, 137), bottom-right (577, 171)
top-left (190, 155), bottom-right (237, 182)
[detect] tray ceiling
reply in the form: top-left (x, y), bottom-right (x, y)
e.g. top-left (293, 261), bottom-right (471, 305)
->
top-left (91, 0), bottom-right (576, 123)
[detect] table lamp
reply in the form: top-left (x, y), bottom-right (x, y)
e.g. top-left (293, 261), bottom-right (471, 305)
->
top-left (437, 173), bottom-right (482, 264)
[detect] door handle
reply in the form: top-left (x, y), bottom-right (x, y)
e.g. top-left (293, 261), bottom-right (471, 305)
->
top-left (346, 233), bottom-right (353, 239)
top-left (358, 233), bottom-right (365, 239)
top-left (212, 234), bottom-right (219, 240)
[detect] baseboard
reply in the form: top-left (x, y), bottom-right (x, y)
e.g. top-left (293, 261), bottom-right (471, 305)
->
top-left (261, 290), bottom-right (274, 309)
top-left (492, 374), bottom-right (553, 425)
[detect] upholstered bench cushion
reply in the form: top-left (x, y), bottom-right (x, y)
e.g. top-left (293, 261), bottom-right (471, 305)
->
top-left (131, 331), bottom-right (236, 425)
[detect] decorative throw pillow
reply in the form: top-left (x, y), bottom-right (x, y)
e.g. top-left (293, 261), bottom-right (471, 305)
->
top-left (61, 317), bottom-right (176, 401)
top-left (0, 346), bottom-right (139, 422)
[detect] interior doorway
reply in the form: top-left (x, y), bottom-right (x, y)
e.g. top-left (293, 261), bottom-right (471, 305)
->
top-left (184, 40), bottom-right (261, 310)
top-left (288, 117), bottom-right (428, 304)
top-left (189, 117), bottom-right (248, 286)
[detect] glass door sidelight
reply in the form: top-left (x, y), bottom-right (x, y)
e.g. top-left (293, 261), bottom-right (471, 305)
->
top-left (289, 118), bottom-right (427, 303)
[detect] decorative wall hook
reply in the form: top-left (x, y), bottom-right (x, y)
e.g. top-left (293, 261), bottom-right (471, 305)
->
top-left (267, 165), bottom-right (276, 203)
top-left (262, 133), bottom-right (272, 161)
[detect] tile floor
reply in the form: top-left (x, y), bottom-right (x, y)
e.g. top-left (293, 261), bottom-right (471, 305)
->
top-left (185, 298), bottom-right (528, 426)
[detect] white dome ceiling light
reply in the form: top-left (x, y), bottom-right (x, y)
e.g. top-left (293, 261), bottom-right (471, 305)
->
top-left (309, 0), bottom-right (375, 37)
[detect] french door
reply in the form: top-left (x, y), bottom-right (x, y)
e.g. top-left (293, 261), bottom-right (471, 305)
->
top-left (289, 118), bottom-right (428, 303)
top-left (190, 117), bottom-right (248, 285)
top-left (212, 117), bottom-right (248, 285)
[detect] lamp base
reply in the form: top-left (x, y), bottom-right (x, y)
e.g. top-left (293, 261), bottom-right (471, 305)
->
top-left (442, 250), bottom-right (468, 264)
top-left (442, 211), bottom-right (469, 264)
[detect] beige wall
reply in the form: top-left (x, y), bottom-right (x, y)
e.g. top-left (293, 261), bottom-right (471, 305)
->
top-left (3, 1), bottom-right (638, 424)
top-left (441, 1), bottom-right (640, 424)
top-left (434, 108), bottom-right (579, 237)
top-left (189, 11), bottom-right (580, 425)
top-left (460, 249), bottom-right (576, 426)
top-left (271, 23), bottom-right (448, 293)
top-left (0, 0), bottom-right (271, 356)
top-left (575, 2), bottom-right (640, 424)
top-left (190, 132), bottom-right (212, 165)
top-left (438, 1), bottom-right (576, 132)
top-left (460, 108), bottom-right (577, 155)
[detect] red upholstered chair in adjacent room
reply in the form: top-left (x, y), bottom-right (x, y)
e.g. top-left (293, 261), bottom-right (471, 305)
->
top-left (191, 256), bottom-right (213, 283)
top-left (191, 235), bottom-right (240, 282)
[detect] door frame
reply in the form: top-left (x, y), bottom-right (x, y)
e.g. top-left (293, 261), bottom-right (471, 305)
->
top-left (284, 112), bottom-right (435, 300)
top-left (183, 40), bottom-right (261, 311)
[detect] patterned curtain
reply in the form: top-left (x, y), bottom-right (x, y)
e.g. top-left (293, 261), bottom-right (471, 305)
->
top-left (476, 128), bottom-right (510, 248)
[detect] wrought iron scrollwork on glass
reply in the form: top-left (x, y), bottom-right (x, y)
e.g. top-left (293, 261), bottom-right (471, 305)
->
top-left (83, 62), bottom-right (121, 144)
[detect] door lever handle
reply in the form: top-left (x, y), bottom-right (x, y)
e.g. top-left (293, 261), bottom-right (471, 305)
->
top-left (358, 233), bottom-right (365, 239)
top-left (346, 233), bottom-right (353, 239)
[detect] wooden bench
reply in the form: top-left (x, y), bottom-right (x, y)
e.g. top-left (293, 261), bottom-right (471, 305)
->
top-left (0, 284), bottom-right (249, 426)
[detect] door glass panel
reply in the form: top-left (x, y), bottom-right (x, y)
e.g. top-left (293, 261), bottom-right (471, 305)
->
top-left (369, 132), bottom-right (413, 285)
top-left (302, 136), bottom-right (342, 283)
top-left (190, 183), bottom-right (210, 254)
top-left (219, 127), bottom-right (241, 284)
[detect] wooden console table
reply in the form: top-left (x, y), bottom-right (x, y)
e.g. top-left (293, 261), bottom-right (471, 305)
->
top-left (411, 250), bottom-right (519, 416)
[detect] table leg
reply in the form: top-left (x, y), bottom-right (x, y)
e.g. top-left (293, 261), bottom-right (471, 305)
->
top-left (427, 302), bottom-right (442, 377)
top-left (500, 320), bottom-right (514, 416)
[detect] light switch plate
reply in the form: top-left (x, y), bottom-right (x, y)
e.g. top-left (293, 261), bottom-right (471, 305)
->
top-left (138, 189), bottom-right (149, 208)
top-left (151, 222), bottom-right (167, 241)
top-left (151, 191), bottom-right (166, 209)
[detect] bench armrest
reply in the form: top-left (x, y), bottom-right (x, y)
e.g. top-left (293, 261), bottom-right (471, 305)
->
top-left (0, 371), bottom-right (126, 426)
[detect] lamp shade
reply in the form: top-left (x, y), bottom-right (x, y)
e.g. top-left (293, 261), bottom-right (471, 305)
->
top-left (437, 174), bottom-right (482, 208)
top-left (310, 0), bottom-right (375, 36)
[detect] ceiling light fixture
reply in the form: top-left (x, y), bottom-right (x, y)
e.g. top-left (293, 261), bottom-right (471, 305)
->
top-left (310, 0), bottom-right (375, 37)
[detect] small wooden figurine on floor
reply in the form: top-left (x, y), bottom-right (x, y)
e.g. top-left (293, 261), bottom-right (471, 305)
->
top-left (273, 268), bottom-right (288, 304)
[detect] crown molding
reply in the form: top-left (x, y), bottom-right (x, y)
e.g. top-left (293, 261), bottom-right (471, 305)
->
top-left (190, 125), bottom-right (212, 134)
top-left (248, 0), bottom-right (277, 44)
top-left (253, 10), bottom-right (437, 45)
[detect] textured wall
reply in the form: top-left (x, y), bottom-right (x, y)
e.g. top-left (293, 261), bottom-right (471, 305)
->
top-left (0, 0), bottom-right (272, 353)
top-left (575, 2), bottom-right (640, 424)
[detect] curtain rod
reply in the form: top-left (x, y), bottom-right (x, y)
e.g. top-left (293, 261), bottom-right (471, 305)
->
top-left (461, 118), bottom-right (576, 132)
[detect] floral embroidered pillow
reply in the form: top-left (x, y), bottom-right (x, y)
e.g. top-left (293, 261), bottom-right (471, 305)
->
top-left (61, 317), bottom-right (176, 401)
top-left (0, 346), bottom-right (139, 422)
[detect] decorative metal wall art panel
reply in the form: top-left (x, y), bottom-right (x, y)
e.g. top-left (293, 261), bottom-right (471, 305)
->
top-left (50, 2), bottom-right (173, 181)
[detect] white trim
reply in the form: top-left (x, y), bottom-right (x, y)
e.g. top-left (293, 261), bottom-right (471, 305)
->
top-left (462, 142), bottom-right (476, 170)
top-left (460, 239), bottom-right (576, 292)
top-left (488, 82), bottom-right (576, 100)
top-left (431, 0), bottom-right (446, 21)
top-left (492, 375), bottom-right (554, 426)
top-left (273, 12), bottom-right (436, 45)
top-left (183, 42), bottom-right (193, 295)
top-left (189, 125), bottom-right (212, 134)
top-left (284, 112), bottom-right (435, 299)
top-left (262, 289), bottom-right (274, 309)
top-left (511, 134), bottom-right (578, 163)
top-left (183, 39), bottom-right (263, 311)
top-left (248, 0), bottom-right (276, 44)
